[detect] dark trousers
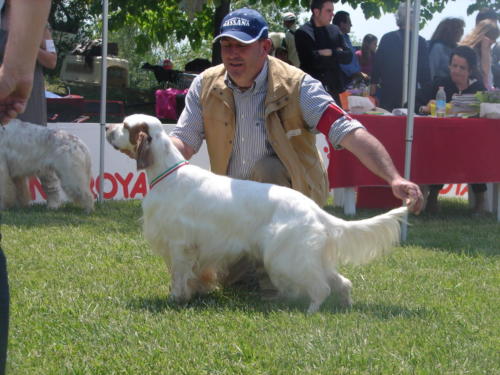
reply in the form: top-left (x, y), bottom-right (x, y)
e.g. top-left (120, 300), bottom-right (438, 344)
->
top-left (0, 248), bottom-right (8, 375)
top-left (223, 156), bottom-right (291, 288)
top-left (430, 183), bottom-right (487, 194)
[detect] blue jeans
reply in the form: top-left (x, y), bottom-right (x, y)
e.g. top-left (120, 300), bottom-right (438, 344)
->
top-left (0, 248), bottom-right (8, 375)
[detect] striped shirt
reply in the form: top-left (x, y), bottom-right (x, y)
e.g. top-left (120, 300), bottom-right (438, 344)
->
top-left (171, 60), bottom-right (364, 180)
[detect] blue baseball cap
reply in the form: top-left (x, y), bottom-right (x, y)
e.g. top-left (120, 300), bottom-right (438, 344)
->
top-left (213, 8), bottom-right (269, 44)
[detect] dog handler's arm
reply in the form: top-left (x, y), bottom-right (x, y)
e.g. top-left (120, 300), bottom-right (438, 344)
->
top-left (170, 136), bottom-right (195, 160)
top-left (314, 103), bottom-right (423, 214)
top-left (340, 128), bottom-right (423, 214)
top-left (0, 0), bottom-right (51, 124)
top-left (37, 27), bottom-right (57, 70)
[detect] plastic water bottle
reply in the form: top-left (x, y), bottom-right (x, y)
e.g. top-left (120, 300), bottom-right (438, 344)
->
top-left (435, 86), bottom-right (446, 118)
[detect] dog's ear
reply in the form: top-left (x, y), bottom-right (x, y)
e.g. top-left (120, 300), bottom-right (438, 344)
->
top-left (127, 122), bottom-right (149, 146)
top-left (136, 131), bottom-right (153, 170)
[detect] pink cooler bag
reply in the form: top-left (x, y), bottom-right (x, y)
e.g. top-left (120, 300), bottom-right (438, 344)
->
top-left (155, 88), bottom-right (188, 121)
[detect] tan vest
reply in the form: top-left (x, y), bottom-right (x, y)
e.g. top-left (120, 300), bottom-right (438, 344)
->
top-left (200, 56), bottom-right (329, 207)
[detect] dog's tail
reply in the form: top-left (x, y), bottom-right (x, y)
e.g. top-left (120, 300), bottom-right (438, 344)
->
top-left (322, 206), bottom-right (407, 266)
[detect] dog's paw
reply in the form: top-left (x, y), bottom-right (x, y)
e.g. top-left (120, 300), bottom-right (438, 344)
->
top-left (167, 294), bottom-right (183, 304)
top-left (338, 295), bottom-right (353, 309)
top-left (260, 288), bottom-right (281, 301)
top-left (46, 199), bottom-right (62, 210)
top-left (167, 291), bottom-right (191, 304)
top-left (307, 302), bottom-right (321, 314)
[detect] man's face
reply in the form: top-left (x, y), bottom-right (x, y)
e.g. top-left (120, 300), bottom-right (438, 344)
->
top-left (340, 16), bottom-right (352, 34)
top-left (313, 1), bottom-right (334, 27)
top-left (449, 55), bottom-right (470, 86)
top-left (220, 37), bottom-right (271, 89)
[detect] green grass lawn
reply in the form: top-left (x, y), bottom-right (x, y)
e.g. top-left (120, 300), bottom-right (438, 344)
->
top-left (2, 199), bottom-right (499, 374)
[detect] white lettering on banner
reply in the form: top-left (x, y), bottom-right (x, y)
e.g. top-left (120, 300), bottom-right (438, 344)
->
top-left (223, 17), bottom-right (250, 27)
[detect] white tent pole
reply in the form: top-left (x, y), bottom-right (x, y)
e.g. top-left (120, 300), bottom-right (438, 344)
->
top-left (402, 0), bottom-right (411, 107)
top-left (98, 0), bottom-right (109, 203)
top-left (401, 0), bottom-right (421, 241)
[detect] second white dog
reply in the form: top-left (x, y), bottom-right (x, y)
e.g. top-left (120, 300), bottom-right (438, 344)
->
top-left (0, 119), bottom-right (94, 212)
top-left (106, 114), bottom-right (407, 313)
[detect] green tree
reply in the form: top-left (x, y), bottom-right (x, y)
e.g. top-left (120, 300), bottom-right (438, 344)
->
top-left (49, 0), bottom-right (496, 81)
top-left (466, 0), bottom-right (499, 14)
top-left (51, 0), bottom-right (498, 56)
top-left (104, 0), bottom-right (454, 59)
top-left (49, 0), bottom-right (100, 36)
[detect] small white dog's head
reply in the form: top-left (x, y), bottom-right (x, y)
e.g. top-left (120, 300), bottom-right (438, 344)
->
top-left (106, 114), bottom-right (161, 169)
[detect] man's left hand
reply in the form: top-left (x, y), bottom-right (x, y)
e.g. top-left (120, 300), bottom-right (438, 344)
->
top-left (391, 177), bottom-right (424, 214)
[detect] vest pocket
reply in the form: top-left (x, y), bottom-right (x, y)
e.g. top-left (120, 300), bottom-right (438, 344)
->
top-left (286, 129), bottom-right (302, 139)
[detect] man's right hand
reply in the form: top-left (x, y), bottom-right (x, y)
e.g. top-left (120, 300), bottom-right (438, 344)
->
top-left (317, 49), bottom-right (332, 56)
top-left (0, 67), bottom-right (33, 124)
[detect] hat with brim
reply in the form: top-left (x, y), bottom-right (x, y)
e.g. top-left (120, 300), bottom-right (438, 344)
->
top-left (213, 8), bottom-right (268, 44)
top-left (282, 12), bottom-right (296, 22)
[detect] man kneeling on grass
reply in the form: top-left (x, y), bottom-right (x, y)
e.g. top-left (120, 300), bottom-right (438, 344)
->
top-left (169, 7), bottom-right (423, 289)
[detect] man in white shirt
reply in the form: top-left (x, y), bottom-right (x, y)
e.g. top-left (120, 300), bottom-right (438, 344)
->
top-left (282, 12), bottom-right (300, 67)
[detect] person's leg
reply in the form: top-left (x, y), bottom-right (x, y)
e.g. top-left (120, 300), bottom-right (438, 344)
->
top-left (0, 247), bottom-right (9, 375)
top-left (247, 156), bottom-right (291, 296)
top-left (223, 155), bottom-right (291, 290)
top-left (471, 183), bottom-right (487, 213)
top-left (425, 184), bottom-right (443, 214)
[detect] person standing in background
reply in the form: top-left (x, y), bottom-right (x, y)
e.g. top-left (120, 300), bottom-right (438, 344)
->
top-left (474, 8), bottom-right (499, 89)
top-left (0, 0), bottom-right (51, 125)
top-left (282, 12), bottom-right (300, 67)
top-left (460, 19), bottom-right (499, 90)
top-left (492, 41), bottom-right (500, 88)
top-left (0, 2), bottom-right (57, 126)
top-left (0, 1), bottom-right (51, 373)
top-left (428, 17), bottom-right (465, 80)
top-left (0, 1), bottom-right (60, 211)
top-left (332, 10), bottom-right (366, 88)
top-left (295, 0), bottom-right (352, 104)
top-left (475, 8), bottom-right (498, 26)
top-left (268, 31), bottom-right (286, 58)
top-left (355, 34), bottom-right (377, 79)
top-left (370, 2), bottom-right (431, 111)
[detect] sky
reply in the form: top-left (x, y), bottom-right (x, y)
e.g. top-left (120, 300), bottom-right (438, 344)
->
top-left (324, 1), bottom-right (478, 43)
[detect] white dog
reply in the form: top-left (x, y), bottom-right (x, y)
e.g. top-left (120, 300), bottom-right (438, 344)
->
top-left (0, 119), bottom-right (94, 212)
top-left (106, 114), bottom-right (407, 313)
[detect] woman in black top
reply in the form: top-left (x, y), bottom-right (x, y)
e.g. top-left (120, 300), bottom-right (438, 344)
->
top-left (416, 45), bottom-right (485, 114)
top-left (415, 46), bottom-right (487, 214)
